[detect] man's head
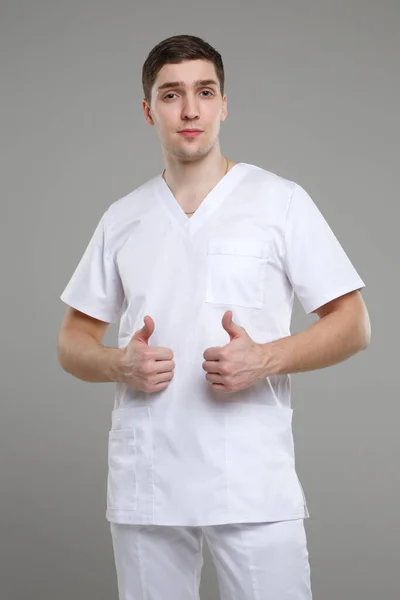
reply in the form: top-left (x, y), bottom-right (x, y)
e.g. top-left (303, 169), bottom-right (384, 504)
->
top-left (142, 35), bottom-right (227, 163)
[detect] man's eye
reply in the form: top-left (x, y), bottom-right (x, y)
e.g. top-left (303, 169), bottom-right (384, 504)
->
top-left (163, 90), bottom-right (214, 100)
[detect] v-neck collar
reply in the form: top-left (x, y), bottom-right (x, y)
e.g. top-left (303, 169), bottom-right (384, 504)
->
top-left (154, 162), bottom-right (247, 237)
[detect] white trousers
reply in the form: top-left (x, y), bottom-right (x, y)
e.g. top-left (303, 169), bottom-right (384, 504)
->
top-left (109, 518), bottom-right (313, 600)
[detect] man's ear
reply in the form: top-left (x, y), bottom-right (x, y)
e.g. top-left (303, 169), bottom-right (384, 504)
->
top-left (220, 95), bottom-right (228, 122)
top-left (142, 100), bottom-right (154, 126)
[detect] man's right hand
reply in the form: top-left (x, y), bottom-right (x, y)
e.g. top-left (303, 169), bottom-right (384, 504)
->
top-left (115, 316), bottom-right (175, 393)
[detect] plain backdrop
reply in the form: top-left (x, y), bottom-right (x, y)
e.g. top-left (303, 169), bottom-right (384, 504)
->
top-left (1, 1), bottom-right (399, 599)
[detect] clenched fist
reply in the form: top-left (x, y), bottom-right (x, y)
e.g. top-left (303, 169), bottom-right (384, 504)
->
top-left (115, 316), bottom-right (175, 393)
top-left (202, 310), bottom-right (267, 394)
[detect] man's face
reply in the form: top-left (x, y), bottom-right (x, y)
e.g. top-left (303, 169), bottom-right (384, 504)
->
top-left (143, 59), bottom-right (227, 162)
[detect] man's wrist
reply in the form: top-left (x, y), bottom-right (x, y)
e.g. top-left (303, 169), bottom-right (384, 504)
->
top-left (102, 346), bottom-right (124, 383)
top-left (257, 339), bottom-right (289, 377)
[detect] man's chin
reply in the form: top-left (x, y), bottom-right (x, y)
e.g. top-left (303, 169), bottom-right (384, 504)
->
top-left (170, 144), bottom-right (215, 162)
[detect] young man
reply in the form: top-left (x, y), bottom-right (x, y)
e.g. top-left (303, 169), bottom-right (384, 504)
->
top-left (58, 34), bottom-right (370, 600)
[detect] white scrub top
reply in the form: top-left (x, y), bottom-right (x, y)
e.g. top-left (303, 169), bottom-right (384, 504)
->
top-left (60, 162), bottom-right (366, 526)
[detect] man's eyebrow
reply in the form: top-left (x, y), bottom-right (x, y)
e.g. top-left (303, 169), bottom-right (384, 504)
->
top-left (157, 79), bottom-right (219, 92)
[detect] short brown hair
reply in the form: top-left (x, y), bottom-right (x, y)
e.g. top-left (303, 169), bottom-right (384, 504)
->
top-left (142, 34), bottom-right (225, 105)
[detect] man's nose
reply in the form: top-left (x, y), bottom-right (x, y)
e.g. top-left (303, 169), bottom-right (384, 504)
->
top-left (181, 97), bottom-right (200, 120)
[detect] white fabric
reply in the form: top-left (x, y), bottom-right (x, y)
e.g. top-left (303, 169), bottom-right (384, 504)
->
top-left (109, 519), bottom-right (312, 600)
top-left (60, 162), bottom-right (365, 526)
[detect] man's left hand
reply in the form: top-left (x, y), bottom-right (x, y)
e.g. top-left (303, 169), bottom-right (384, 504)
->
top-left (202, 310), bottom-right (266, 395)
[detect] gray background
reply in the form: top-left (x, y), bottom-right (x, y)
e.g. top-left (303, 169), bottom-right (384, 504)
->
top-left (1, 1), bottom-right (398, 599)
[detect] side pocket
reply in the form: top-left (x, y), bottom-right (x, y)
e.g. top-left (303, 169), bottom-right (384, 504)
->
top-left (107, 428), bottom-right (137, 511)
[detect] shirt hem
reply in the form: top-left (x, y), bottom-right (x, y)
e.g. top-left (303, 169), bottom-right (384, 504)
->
top-left (105, 507), bottom-right (310, 526)
top-left (304, 280), bottom-right (366, 315)
top-left (60, 293), bottom-right (119, 323)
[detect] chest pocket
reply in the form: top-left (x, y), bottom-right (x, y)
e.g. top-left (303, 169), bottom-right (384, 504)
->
top-left (205, 239), bottom-right (269, 309)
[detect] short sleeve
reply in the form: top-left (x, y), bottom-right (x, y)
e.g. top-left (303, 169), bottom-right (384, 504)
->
top-left (284, 183), bottom-right (366, 315)
top-left (60, 211), bottom-right (124, 323)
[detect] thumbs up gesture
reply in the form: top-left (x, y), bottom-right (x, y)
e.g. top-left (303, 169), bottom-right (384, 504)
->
top-left (116, 316), bottom-right (175, 393)
top-left (202, 311), bottom-right (266, 395)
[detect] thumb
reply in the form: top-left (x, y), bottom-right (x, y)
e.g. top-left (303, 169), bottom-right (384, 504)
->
top-left (132, 315), bottom-right (155, 345)
top-left (222, 310), bottom-right (242, 340)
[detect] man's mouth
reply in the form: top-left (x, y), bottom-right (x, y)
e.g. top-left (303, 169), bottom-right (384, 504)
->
top-left (178, 129), bottom-right (203, 137)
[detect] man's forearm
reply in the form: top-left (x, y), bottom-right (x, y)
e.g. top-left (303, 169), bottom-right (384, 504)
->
top-left (57, 329), bottom-right (121, 383)
top-left (260, 308), bottom-right (370, 376)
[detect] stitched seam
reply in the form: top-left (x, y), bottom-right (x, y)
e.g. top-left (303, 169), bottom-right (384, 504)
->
top-left (136, 528), bottom-right (147, 600)
top-left (102, 209), bottom-right (116, 265)
top-left (283, 182), bottom-right (297, 270)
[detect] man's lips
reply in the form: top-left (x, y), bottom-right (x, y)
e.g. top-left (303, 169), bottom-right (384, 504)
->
top-left (178, 129), bottom-right (203, 137)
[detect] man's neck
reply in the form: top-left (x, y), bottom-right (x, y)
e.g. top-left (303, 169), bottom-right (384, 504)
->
top-left (162, 156), bottom-right (234, 213)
